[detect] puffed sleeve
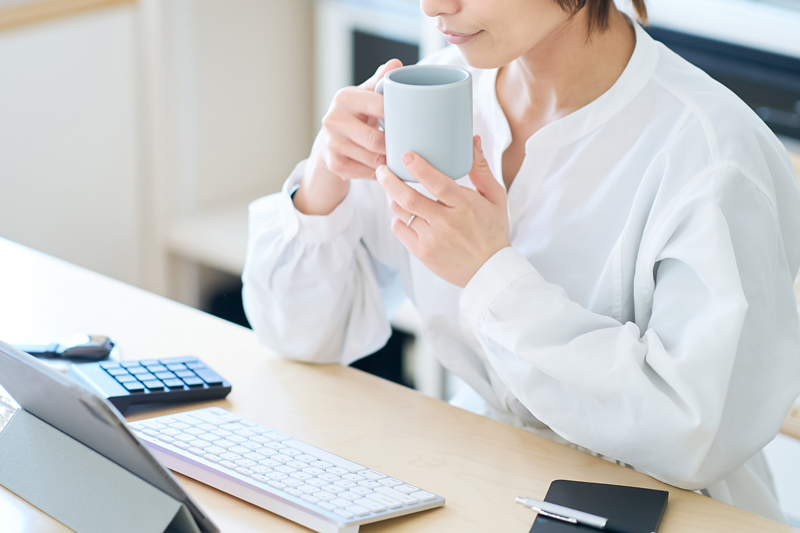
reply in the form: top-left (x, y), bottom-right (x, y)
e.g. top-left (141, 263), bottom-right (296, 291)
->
top-left (242, 159), bottom-right (399, 364)
top-left (459, 164), bottom-right (800, 490)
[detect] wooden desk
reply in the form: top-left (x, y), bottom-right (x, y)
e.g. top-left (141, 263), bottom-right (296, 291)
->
top-left (0, 237), bottom-right (794, 532)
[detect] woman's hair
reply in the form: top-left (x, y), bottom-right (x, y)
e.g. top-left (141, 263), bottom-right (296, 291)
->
top-left (555, 0), bottom-right (648, 34)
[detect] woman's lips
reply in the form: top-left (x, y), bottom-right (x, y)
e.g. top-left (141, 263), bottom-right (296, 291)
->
top-left (443, 30), bottom-right (482, 45)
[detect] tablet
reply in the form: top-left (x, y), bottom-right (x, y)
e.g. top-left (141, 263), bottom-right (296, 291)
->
top-left (0, 339), bottom-right (219, 533)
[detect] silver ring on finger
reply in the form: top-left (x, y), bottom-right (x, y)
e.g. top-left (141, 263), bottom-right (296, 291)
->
top-left (406, 214), bottom-right (416, 227)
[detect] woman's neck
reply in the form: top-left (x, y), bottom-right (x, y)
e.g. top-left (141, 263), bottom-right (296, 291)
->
top-left (497, 7), bottom-right (636, 127)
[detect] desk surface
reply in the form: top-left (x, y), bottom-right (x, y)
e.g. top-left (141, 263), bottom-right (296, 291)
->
top-left (0, 237), bottom-right (794, 533)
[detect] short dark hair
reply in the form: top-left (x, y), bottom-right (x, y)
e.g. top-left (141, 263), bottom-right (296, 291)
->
top-left (554, 0), bottom-right (648, 34)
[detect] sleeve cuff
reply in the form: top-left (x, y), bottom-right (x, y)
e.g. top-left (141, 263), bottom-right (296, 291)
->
top-left (278, 160), bottom-right (357, 244)
top-left (459, 246), bottom-right (538, 329)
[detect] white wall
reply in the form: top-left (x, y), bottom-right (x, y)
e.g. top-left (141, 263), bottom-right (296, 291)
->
top-left (0, 5), bottom-right (140, 286)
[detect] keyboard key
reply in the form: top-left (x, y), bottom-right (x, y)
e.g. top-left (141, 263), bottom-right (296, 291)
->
top-left (175, 370), bottom-right (196, 379)
top-left (188, 447), bottom-right (205, 456)
top-left (185, 427), bottom-right (204, 436)
top-left (170, 422), bottom-right (191, 430)
top-left (219, 461), bottom-right (236, 470)
top-left (315, 491), bottom-right (336, 501)
top-left (287, 461), bottom-right (307, 470)
top-left (155, 372), bottom-right (176, 380)
top-left (282, 448), bottom-right (302, 457)
top-left (267, 481), bottom-right (286, 490)
top-left (311, 461), bottom-right (333, 469)
top-left (301, 494), bottom-right (319, 504)
top-left (176, 434), bottom-right (195, 443)
top-left (283, 479), bottom-right (304, 488)
top-left (230, 446), bottom-right (250, 455)
top-left (235, 467), bottom-right (254, 476)
top-left (235, 429), bottom-right (256, 438)
top-left (221, 423), bottom-right (244, 431)
top-left (275, 466), bottom-right (296, 475)
top-left (121, 361), bottom-right (142, 368)
top-left (212, 429), bottom-right (233, 437)
top-left (214, 440), bottom-right (235, 449)
top-left (197, 423), bottom-right (216, 431)
top-left (395, 484), bottom-right (418, 494)
top-left (182, 377), bottom-right (204, 388)
top-left (187, 362), bottom-right (207, 370)
top-left (228, 436), bottom-right (248, 444)
top-left (174, 442), bottom-right (191, 450)
top-left (318, 474), bottom-right (340, 482)
top-left (320, 485), bottom-right (345, 495)
top-left (160, 428), bottom-right (181, 436)
top-left (250, 426), bottom-right (271, 435)
top-left (235, 459), bottom-right (257, 468)
top-left (329, 498), bottom-right (351, 508)
top-left (365, 493), bottom-right (402, 509)
top-left (267, 432), bottom-right (290, 441)
top-left (241, 442), bottom-right (263, 451)
top-left (375, 486), bottom-right (418, 504)
top-left (264, 442), bottom-right (285, 450)
top-left (244, 453), bottom-right (266, 462)
top-left (339, 491), bottom-right (360, 501)
top-left (203, 454), bottom-right (220, 463)
top-left (141, 420), bottom-right (168, 430)
top-left (334, 509), bottom-right (353, 519)
top-left (146, 365), bottom-right (168, 373)
top-left (361, 470), bottom-right (386, 481)
top-left (378, 478), bottom-right (402, 487)
top-left (296, 455), bottom-right (317, 463)
top-left (259, 459), bottom-right (280, 468)
top-left (326, 467), bottom-right (349, 476)
top-left (356, 498), bottom-right (386, 513)
top-left (334, 480), bottom-right (357, 489)
top-left (221, 453), bottom-right (241, 462)
top-left (143, 429), bottom-right (159, 437)
top-left (251, 435), bottom-right (271, 444)
top-left (346, 505), bottom-right (369, 517)
top-left (272, 454), bottom-right (292, 464)
top-left (173, 414), bottom-right (202, 425)
top-left (157, 435), bottom-right (175, 443)
top-left (251, 474), bottom-right (270, 483)
top-left (206, 446), bottom-right (226, 455)
top-left (200, 433), bottom-right (220, 442)
top-left (317, 502), bottom-right (336, 511)
top-left (166, 363), bottom-right (187, 372)
top-left (298, 485), bottom-right (319, 494)
top-left (251, 466), bottom-right (272, 474)
top-left (123, 382), bottom-right (145, 392)
top-left (285, 488), bottom-right (302, 497)
top-left (107, 367), bottom-right (129, 376)
top-left (351, 487), bottom-right (374, 496)
top-left (409, 491), bottom-right (436, 502)
top-left (303, 476), bottom-right (325, 485)
top-left (189, 440), bottom-right (212, 449)
top-left (128, 366), bottom-right (148, 374)
top-left (139, 360), bottom-right (159, 366)
top-left (136, 373), bottom-right (157, 382)
top-left (302, 467), bottom-right (324, 476)
top-left (239, 419), bottom-right (258, 427)
top-left (115, 374), bottom-right (138, 383)
top-left (357, 480), bottom-right (381, 489)
top-left (159, 356), bottom-right (197, 364)
top-left (128, 422), bottom-right (145, 431)
top-left (100, 361), bottom-right (120, 369)
top-left (267, 473), bottom-right (288, 481)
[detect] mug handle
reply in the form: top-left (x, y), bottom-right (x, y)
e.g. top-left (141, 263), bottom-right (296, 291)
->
top-left (374, 79), bottom-right (386, 130)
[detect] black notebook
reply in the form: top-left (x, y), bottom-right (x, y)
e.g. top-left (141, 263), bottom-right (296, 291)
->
top-left (529, 480), bottom-right (669, 533)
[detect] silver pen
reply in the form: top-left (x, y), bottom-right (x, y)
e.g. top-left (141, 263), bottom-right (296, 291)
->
top-left (516, 497), bottom-right (653, 533)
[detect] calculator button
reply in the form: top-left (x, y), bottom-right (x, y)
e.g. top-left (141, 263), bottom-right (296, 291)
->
top-left (115, 374), bottom-right (138, 383)
top-left (175, 370), bottom-right (195, 379)
top-left (186, 362), bottom-right (206, 370)
top-left (166, 363), bottom-right (187, 372)
top-left (107, 368), bottom-right (129, 376)
top-left (146, 365), bottom-right (168, 373)
top-left (120, 361), bottom-right (141, 368)
top-left (100, 361), bottom-right (120, 369)
top-left (194, 369), bottom-right (223, 385)
top-left (182, 377), bottom-right (204, 387)
top-left (163, 379), bottom-right (185, 390)
top-left (123, 382), bottom-right (145, 392)
top-left (155, 371), bottom-right (176, 380)
top-left (142, 380), bottom-right (165, 391)
top-left (128, 366), bottom-right (149, 374)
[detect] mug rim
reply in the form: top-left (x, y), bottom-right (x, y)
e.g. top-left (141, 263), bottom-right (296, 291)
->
top-left (384, 65), bottom-right (471, 88)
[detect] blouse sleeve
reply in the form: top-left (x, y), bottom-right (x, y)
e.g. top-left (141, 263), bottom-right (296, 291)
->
top-left (459, 164), bottom-right (800, 490)
top-left (241, 159), bottom-right (400, 364)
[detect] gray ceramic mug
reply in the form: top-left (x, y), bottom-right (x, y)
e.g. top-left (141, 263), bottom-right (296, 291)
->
top-left (376, 65), bottom-right (473, 183)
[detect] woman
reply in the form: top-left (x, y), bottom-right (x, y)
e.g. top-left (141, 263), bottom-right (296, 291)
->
top-left (243, 0), bottom-right (800, 522)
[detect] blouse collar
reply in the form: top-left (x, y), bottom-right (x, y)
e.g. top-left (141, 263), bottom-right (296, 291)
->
top-left (485, 20), bottom-right (660, 154)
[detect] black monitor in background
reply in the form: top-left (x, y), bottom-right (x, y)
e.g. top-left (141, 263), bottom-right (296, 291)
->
top-left (647, 25), bottom-right (800, 142)
top-left (353, 30), bottom-right (420, 86)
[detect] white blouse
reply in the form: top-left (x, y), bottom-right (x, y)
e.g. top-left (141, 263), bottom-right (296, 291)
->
top-left (242, 22), bottom-right (800, 522)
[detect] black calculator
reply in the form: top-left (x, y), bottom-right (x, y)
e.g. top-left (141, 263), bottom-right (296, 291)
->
top-left (67, 356), bottom-right (232, 413)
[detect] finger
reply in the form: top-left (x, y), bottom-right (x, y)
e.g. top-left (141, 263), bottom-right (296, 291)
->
top-left (359, 58), bottom-right (404, 91)
top-left (331, 136), bottom-right (386, 169)
top-left (342, 117), bottom-right (386, 154)
top-left (468, 135), bottom-right (505, 203)
top-left (327, 154), bottom-right (379, 181)
top-left (390, 215), bottom-right (420, 251)
top-left (401, 152), bottom-right (462, 205)
top-left (388, 199), bottom-right (427, 230)
top-left (376, 164), bottom-right (440, 218)
top-left (340, 90), bottom-right (386, 121)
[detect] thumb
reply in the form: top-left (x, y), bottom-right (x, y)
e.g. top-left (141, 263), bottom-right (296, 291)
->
top-left (360, 58), bottom-right (404, 91)
top-left (468, 135), bottom-right (503, 203)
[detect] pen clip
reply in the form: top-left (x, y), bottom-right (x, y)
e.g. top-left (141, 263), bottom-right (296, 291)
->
top-left (533, 507), bottom-right (578, 524)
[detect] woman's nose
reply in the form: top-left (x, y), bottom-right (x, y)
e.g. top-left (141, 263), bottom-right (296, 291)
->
top-left (420, 0), bottom-right (460, 18)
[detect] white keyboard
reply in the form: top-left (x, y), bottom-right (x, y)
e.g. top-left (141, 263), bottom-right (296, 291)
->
top-left (131, 407), bottom-right (445, 533)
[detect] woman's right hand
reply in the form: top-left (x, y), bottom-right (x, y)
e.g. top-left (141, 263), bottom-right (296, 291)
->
top-left (294, 59), bottom-right (404, 216)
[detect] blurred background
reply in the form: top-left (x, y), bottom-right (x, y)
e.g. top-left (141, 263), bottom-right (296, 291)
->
top-left (0, 0), bottom-right (800, 524)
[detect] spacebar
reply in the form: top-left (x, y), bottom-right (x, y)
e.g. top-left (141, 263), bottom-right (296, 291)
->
top-left (284, 440), bottom-right (366, 473)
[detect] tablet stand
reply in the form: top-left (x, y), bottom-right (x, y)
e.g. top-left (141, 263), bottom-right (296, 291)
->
top-left (0, 409), bottom-right (201, 533)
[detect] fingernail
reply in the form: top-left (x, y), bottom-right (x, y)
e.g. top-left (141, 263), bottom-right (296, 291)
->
top-left (476, 136), bottom-right (482, 152)
top-left (403, 152), bottom-right (414, 165)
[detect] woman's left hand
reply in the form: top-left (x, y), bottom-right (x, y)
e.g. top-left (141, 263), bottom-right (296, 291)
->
top-left (377, 135), bottom-right (511, 288)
